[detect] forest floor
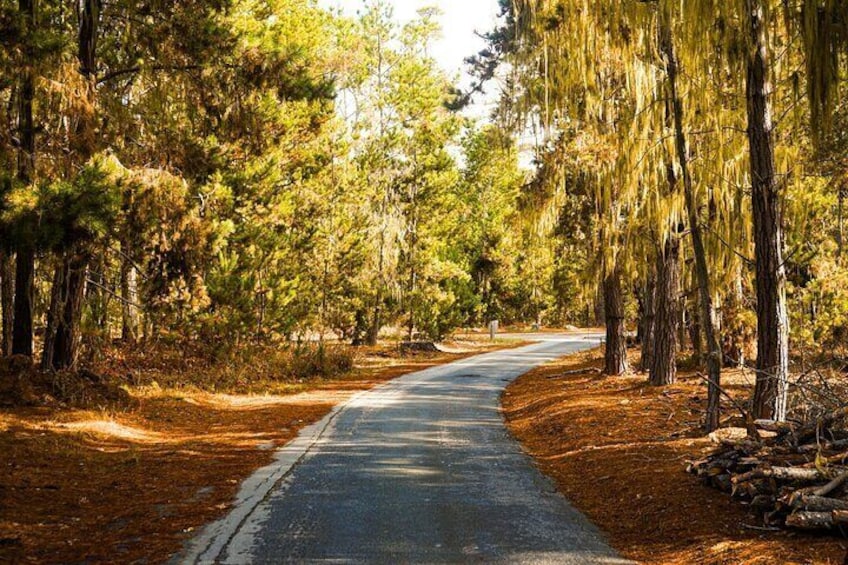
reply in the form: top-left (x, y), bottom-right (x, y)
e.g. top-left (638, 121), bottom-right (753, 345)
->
top-left (0, 337), bottom-right (521, 564)
top-left (503, 348), bottom-right (847, 565)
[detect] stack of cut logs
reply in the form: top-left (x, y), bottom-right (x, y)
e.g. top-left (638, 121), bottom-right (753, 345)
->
top-left (687, 408), bottom-right (848, 532)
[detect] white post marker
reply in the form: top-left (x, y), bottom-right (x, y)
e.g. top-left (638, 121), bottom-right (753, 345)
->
top-left (489, 320), bottom-right (499, 340)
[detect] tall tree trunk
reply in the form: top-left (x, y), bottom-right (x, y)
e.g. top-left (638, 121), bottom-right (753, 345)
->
top-left (12, 0), bottom-right (36, 358)
top-left (44, 0), bottom-right (101, 369)
top-left (120, 256), bottom-right (139, 343)
top-left (650, 236), bottom-right (680, 386)
top-left (603, 266), bottom-right (628, 376)
top-left (745, 0), bottom-right (790, 422)
top-left (0, 253), bottom-right (13, 356)
top-left (640, 271), bottom-right (656, 372)
top-left (12, 248), bottom-right (34, 357)
top-left (367, 241), bottom-right (384, 346)
top-left (660, 17), bottom-right (724, 431)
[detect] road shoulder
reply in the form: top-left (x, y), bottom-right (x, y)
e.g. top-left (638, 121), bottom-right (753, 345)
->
top-left (502, 348), bottom-right (843, 564)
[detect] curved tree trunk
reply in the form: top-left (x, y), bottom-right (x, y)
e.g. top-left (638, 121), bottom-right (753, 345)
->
top-left (650, 236), bottom-right (680, 386)
top-left (745, 0), bottom-right (790, 422)
top-left (603, 266), bottom-right (628, 376)
top-left (660, 15), bottom-right (724, 431)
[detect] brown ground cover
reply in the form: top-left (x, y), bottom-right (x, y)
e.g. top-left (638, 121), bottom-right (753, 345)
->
top-left (502, 349), bottom-right (847, 565)
top-left (0, 339), bottom-right (513, 564)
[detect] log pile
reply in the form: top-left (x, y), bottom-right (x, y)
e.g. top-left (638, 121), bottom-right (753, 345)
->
top-left (687, 409), bottom-right (848, 532)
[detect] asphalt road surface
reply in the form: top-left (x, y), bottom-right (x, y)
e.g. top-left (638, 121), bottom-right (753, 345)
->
top-left (183, 333), bottom-right (629, 564)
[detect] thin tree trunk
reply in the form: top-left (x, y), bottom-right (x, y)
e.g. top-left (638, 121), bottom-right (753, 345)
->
top-left (690, 299), bottom-right (703, 363)
top-left (41, 265), bottom-right (64, 371)
top-left (88, 252), bottom-right (108, 333)
top-left (660, 17), bottom-right (723, 430)
top-left (1, 252), bottom-right (13, 356)
top-left (639, 271), bottom-right (656, 372)
top-left (12, 0), bottom-right (36, 358)
top-left (838, 188), bottom-right (844, 261)
top-left (603, 266), bottom-right (628, 376)
top-left (120, 256), bottom-right (139, 343)
top-left (745, 0), bottom-right (790, 422)
top-left (650, 236), bottom-right (680, 386)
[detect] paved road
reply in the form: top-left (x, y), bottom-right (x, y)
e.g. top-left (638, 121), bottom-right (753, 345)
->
top-left (183, 334), bottom-right (628, 564)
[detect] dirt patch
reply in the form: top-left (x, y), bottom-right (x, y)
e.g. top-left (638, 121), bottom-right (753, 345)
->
top-left (0, 340), bottom-right (516, 564)
top-left (502, 349), bottom-right (847, 565)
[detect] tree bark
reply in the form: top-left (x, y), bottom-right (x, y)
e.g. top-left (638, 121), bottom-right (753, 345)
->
top-left (639, 271), bottom-right (656, 372)
top-left (659, 15), bottom-right (724, 431)
top-left (51, 254), bottom-right (87, 370)
top-left (0, 252), bottom-right (13, 356)
top-left (650, 236), bottom-right (680, 386)
top-left (12, 247), bottom-right (34, 357)
top-left (41, 264), bottom-right (65, 371)
top-left (12, 0), bottom-right (36, 358)
top-left (603, 266), bottom-right (628, 376)
top-left (120, 256), bottom-right (139, 343)
top-left (745, 0), bottom-right (790, 422)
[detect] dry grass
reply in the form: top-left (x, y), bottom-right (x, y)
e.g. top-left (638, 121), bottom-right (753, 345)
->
top-left (503, 349), bottom-right (848, 565)
top-left (0, 338), bottom-right (517, 564)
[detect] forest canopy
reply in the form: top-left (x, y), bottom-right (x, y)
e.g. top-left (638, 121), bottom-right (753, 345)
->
top-left (0, 0), bottom-right (560, 370)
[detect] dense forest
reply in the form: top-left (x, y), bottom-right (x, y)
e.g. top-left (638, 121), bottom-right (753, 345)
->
top-left (3, 0), bottom-right (848, 421)
top-left (476, 0), bottom-right (848, 430)
top-left (0, 0), bottom-right (572, 375)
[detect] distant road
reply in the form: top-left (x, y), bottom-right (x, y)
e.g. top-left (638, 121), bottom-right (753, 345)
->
top-left (183, 332), bottom-right (628, 564)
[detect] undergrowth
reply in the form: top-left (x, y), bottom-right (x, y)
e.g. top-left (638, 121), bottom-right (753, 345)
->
top-left (89, 339), bottom-right (359, 394)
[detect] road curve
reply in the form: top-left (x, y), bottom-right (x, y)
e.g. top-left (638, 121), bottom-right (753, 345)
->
top-left (181, 334), bottom-right (628, 564)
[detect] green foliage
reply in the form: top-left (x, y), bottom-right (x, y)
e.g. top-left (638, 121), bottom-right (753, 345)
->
top-left (0, 0), bottom-right (546, 364)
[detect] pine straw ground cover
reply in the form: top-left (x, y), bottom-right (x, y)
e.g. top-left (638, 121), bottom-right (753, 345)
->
top-left (502, 349), bottom-right (847, 565)
top-left (0, 338), bottom-right (517, 564)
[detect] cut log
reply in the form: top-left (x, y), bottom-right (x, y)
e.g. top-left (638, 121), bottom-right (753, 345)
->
top-left (794, 407), bottom-right (848, 446)
top-left (813, 470), bottom-right (848, 497)
top-left (754, 419), bottom-right (796, 433)
top-left (800, 438), bottom-right (848, 453)
top-left (732, 466), bottom-right (829, 484)
top-left (785, 511), bottom-right (834, 530)
top-left (790, 494), bottom-right (848, 512)
top-left (786, 509), bottom-right (848, 530)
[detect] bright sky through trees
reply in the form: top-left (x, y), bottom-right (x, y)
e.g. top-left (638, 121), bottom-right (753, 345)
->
top-left (320, 0), bottom-right (502, 117)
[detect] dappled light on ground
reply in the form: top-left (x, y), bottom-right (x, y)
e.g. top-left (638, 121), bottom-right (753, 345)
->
top-left (0, 345), bottom-right (507, 564)
top-left (503, 349), bottom-right (844, 564)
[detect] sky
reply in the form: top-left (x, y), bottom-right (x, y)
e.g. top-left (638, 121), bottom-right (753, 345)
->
top-left (319, 0), bottom-right (503, 117)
